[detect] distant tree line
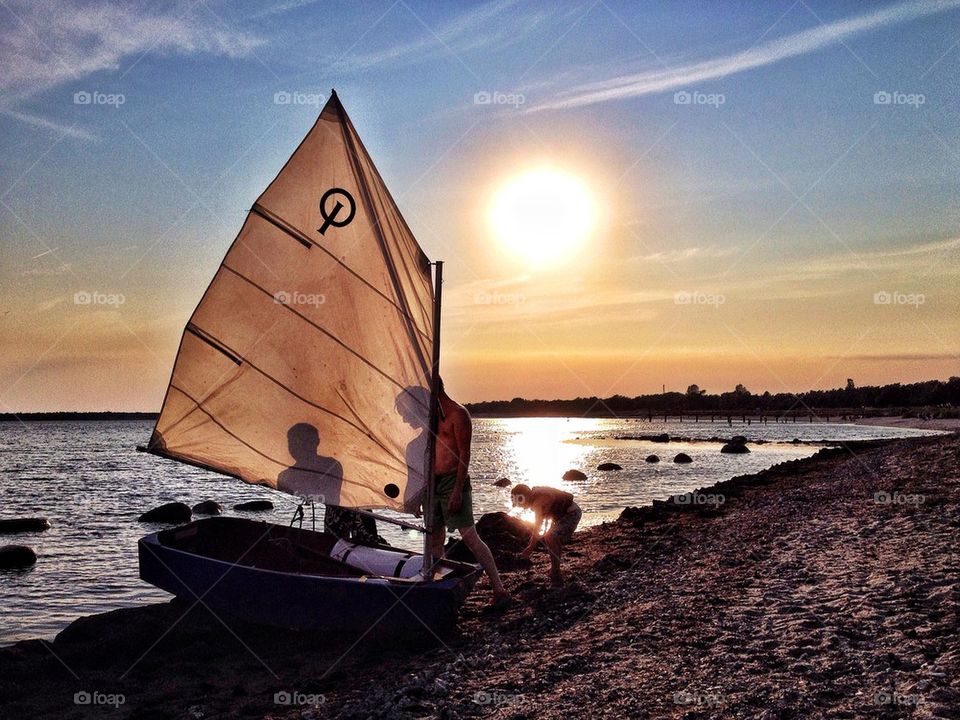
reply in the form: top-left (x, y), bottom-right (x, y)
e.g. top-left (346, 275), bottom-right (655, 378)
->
top-left (466, 377), bottom-right (960, 417)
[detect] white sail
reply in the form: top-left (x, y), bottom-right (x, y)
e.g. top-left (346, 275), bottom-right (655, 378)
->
top-left (148, 91), bottom-right (434, 512)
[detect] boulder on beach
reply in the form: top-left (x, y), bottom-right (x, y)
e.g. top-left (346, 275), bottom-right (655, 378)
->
top-left (234, 500), bottom-right (274, 512)
top-left (597, 462), bottom-right (622, 471)
top-left (138, 502), bottom-right (192, 524)
top-left (652, 433), bottom-right (670, 443)
top-left (492, 477), bottom-right (511, 488)
top-left (731, 435), bottom-right (748, 445)
top-left (192, 500), bottom-right (223, 516)
top-left (445, 512), bottom-right (531, 565)
top-left (673, 453), bottom-right (693, 464)
top-left (0, 544), bottom-right (37, 569)
top-left (645, 454), bottom-right (660, 463)
top-left (562, 469), bottom-right (588, 482)
top-left (0, 518), bottom-right (50, 534)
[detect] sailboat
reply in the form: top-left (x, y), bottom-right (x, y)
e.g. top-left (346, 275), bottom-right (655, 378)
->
top-left (137, 90), bottom-right (480, 635)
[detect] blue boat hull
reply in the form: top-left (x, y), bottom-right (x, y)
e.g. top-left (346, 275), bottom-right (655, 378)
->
top-left (138, 517), bottom-right (480, 636)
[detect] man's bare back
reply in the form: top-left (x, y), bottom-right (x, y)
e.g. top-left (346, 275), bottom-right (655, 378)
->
top-left (434, 398), bottom-right (470, 476)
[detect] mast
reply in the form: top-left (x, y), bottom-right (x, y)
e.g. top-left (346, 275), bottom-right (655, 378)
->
top-left (422, 260), bottom-right (443, 572)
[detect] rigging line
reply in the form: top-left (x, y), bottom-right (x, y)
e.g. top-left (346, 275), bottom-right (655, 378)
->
top-left (220, 263), bottom-right (429, 409)
top-left (337, 102), bottom-right (433, 380)
top-left (166, 383), bottom-right (402, 488)
top-left (249, 203), bottom-right (431, 344)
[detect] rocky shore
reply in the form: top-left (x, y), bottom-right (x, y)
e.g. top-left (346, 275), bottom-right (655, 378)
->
top-left (2, 435), bottom-right (957, 719)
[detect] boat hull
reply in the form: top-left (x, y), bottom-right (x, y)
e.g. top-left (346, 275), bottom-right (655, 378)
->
top-left (138, 517), bottom-right (479, 636)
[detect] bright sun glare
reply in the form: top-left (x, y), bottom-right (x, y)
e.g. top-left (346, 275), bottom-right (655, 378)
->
top-left (489, 167), bottom-right (595, 265)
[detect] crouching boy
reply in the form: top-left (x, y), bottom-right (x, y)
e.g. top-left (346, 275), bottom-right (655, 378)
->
top-left (511, 483), bottom-right (582, 587)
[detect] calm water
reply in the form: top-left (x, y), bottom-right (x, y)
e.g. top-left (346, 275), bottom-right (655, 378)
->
top-left (0, 417), bottom-right (939, 644)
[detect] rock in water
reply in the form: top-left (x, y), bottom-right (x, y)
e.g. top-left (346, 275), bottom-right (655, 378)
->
top-left (0, 545), bottom-right (37, 569)
top-left (234, 500), bottom-right (274, 512)
top-left (731, 435), bottom-right (748, 445)
top-left (0, 518), bottom-right (50, 534)
top-left (645, 454), bottom-right (660, 463)
top-left (721, 442), bottom-right (750, 454)
top-left (492, 477), bottom-right (511, 488)
top-left (597, 462), bottom-right (622, 471)
top-left (192, 500), bottom-right (223, 515)
top-left (673, 453), bottom-right (693, 464)
top-left (562, 469), bottom-right (588, 481)
top-left (138, 502), bottom-right (192, 524)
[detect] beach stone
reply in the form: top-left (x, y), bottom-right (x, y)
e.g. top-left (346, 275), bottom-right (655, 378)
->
top-left (192, 500), bottom-right (222, 515)
top-left (721, 442), bottom-right (750, 454)
top-left (0, 517), bottom-right (50, 534)
top-left (652, 433), bottom-right (670, 443)
top-left (0, 544), bottom-right (37, 569)
top-left (446, 512), bottom-right (530, 564)
top-left (597, 462), bottom-right (622, 471)
top-left (562, 469), bottom-right (588, 481)
top-left (492, 477), bottom-right (511, 488)
top-left (234, 500), bottom-right (274, 511)
top-left (138, 502), bottom-right (192, 524)
top-left (645, 454), bottom-right (660, 463)
top-left (673, 453), bottom-right (693, 463)
top-left (731, 435), bottom-right (748, 444)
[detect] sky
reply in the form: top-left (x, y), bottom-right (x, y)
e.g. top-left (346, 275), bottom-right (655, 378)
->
top-left (1, 0), bottom-right (959, 411)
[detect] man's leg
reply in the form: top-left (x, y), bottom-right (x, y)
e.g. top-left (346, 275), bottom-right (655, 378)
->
top-left (544, 532), bottom-right (563, 586)
top-left (459, 525), bottom-right (507, 597)
top-left (430, 527), bottom-right (445, 570)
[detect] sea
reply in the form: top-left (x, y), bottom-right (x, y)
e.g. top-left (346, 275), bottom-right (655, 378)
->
top-left (0, 417), bottom-right (941, 644)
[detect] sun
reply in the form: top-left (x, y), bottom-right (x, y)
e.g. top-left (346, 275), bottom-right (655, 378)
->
top-left (489, 167), bottom-right (596, 265)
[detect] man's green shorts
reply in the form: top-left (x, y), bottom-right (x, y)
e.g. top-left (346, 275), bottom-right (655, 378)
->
top-left (432, 472), bottom-right (475, 531)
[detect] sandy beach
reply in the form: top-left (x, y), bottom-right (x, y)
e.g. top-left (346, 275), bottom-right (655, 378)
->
top-left (849, 416), bottom-right (960, 433)
top-left (2, 434), bottom-right (958, 719)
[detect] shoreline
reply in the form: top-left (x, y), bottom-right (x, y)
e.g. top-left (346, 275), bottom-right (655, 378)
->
top-left (2, 434), bottom-right (958, 718)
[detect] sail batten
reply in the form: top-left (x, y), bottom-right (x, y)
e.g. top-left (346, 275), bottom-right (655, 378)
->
top-left (149, 92), bottom-right (434, 511)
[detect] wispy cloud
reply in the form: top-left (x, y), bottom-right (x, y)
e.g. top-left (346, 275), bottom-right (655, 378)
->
top-left (529, 0), bottom-right (960, 112)
top-left (328, 0), bottom-right (553, 72)
top-left (0, 0), bottom-right (265, 136)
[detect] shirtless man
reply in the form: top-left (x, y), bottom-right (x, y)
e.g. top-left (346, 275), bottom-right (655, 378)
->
top-left (511, 483), bottom-right (582, 586)
top-left (430, 378), bottom-right (509, 607)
